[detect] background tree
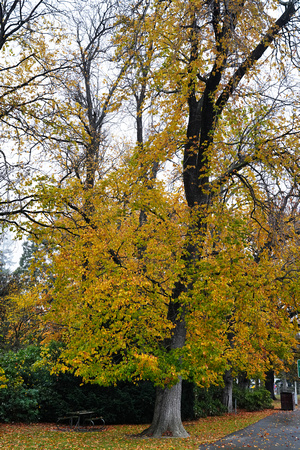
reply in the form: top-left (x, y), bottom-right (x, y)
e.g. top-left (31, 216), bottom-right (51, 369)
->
top-left (0, 260), bottom-right (13, 349)
top-left (0, 0), bottom-right (68, 228)
top-left (0, 237), bottom-right (49, 350)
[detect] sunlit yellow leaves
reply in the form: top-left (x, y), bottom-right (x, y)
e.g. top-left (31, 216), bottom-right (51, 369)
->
top-left (37, 174), bottom-right (299, 387)
top-left (132, 353), bottom-right (161, 381)
top-left (0, 368), bottom-right (8, 389)
top-left (30, 165), bottom-right (188, 385)
top-left (9, 0), bottom-right (300, 402)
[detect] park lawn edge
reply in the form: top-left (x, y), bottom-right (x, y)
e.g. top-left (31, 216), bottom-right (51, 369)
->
top-left (0, 404), bottom-right (285, 449)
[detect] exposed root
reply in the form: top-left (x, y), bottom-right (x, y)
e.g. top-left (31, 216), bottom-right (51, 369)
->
top-left (128, 427), bottom-right (190, 439)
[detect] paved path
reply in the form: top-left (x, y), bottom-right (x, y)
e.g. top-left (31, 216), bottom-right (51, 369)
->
top-left (199, 407), bottom-right (300, 449)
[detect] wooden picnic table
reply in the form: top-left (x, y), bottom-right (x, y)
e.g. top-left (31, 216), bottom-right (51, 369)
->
top-left (66, 410), bottom-right (95, 427)
top-left (56, 410), bottom-right (105, 428)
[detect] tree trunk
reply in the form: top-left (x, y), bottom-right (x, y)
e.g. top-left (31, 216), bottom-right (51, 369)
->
top-left (282, 373), bottom-right (288, 391)
top-left (238, 372), bottom-right (250, 390)
top-left (265, 370), bottom-right (276, 400)
top-left (223, 369), bottom-right (233, 413)
top-left (139, 292), bottom-right (189, 438)
top-left (140, 380), bottom-right (189, 438)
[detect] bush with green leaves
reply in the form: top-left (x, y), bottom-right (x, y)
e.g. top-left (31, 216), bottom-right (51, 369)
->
top-left (0, 345), bottom-right (156, 423)
top-left (193, 385), bottom-right (227, 418)
top-left (4, 345), bottom-right (271, 423)
top-left (233, 386), bottom-right (273, 411)
top-left (0, 345), bottom-right (42, 422)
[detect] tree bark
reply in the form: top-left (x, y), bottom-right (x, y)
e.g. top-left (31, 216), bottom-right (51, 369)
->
top-left (265, 370), bottom-right (276, 400)
top-left (223, 369), bottom-right (233, 413)
top-left (140, 379), bottom-right (189, 438)
top-left (282, 372), bottom-right (288, 391)
top-left (238, 372), bottom-right (250, 390)
top-left (140, 284), bottom-right (189, 438)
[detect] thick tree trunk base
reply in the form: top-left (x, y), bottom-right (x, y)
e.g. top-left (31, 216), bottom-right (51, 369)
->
top-left (136, 381), bottom-right (189, 438)
top-left (223, 369), bottom-right (233, 413)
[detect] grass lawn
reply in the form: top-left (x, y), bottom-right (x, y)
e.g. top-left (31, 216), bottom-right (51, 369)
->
top-left (0, 405), bottom-right (280, 450)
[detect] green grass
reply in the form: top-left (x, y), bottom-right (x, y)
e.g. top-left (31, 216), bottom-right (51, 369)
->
top-left (0, 409), bottom-right (278, 449)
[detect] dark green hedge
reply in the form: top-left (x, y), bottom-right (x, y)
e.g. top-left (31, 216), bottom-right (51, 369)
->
top-left (0, 346), bottom-right (194, 423)
top-left (192, 385), bottom-right (227, 418)
top-left (233, 385), bottom-right (273, 411)
top-left (0, 345), bottom-right (158, 423)
top-left (0, 345), bottom-right (273, 424)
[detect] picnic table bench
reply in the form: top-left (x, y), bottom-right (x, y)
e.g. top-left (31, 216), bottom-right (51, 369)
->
top-left (56, 410), bottom-right (105, 429)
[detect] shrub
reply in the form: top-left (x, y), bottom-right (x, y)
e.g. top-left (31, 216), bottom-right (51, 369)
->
top-left (0, 346), bottom-right (41, 422)
top-left (0, 345), bottom-right (156, 424)
top-left (1, 344), bottom-right (235, 424)
top-left (233, 386), bottom-right (273, 411)
top-left (193, 385), bottom-right (227, 418)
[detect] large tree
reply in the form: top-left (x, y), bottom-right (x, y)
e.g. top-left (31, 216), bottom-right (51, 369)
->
top-left (132, 0), bottom-right (300, 436)
top-left (17, 0), bottom-right (300, 439)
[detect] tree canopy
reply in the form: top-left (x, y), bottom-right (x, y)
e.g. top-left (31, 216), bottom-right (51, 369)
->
top-left (1, 0), bottom-right (300, 438)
